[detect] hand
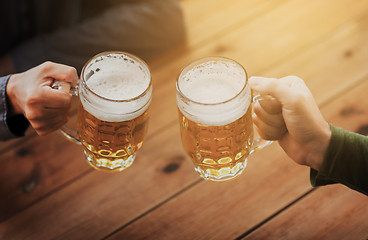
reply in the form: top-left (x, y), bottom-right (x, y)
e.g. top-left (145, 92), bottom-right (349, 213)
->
top-left (6, 62), bottom-right (78, 136)
top-left (249, 76), bottom-right (331, 171)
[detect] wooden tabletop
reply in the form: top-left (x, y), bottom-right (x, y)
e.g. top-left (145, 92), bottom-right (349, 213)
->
top-left (1, 0), bottom-right (368, 239)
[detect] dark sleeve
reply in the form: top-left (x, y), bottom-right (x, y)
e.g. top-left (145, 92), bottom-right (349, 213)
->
top-left (12, 0), bottom-right (186, 73)
top-left (0, 75), bottom-right (30, 141)
top-left (310, 124), bottom-right (368, 196)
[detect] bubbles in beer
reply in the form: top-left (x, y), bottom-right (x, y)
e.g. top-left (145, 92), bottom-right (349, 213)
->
top-left (86, 55), bottom-right (149, 100)
top-left (181, 61), bottom-right (245, 104)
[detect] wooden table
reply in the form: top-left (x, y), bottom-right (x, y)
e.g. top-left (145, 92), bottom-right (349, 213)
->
top-left (1, 0), bottom-right (368, 239)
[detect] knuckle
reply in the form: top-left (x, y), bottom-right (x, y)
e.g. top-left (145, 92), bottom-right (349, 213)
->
top-left (292, 75), bottom-right (305, 84)
top-left (66, 66), bottom-right (77, 76)
top-left (37, 130), bottom-right (48, 136)
top-left (283, 75), bottom-right (302, 83)
top-left (31, 123), bottom-right (43, 134)
top-left (24, 111), bottom-right (38, 121)
top-left (39, 61), bottom-right (54, 73)
top-left (26, 96), bottom-right (39, 105)
top-left (267, 79), bottom-right (278, 91)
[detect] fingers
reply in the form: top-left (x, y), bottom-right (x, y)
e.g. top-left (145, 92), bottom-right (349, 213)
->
top-left (11, 61), bottom-right (77, 136)
top-left (55, 81), bottom-right (72, 94)
top-left (253, 101), bottom-right (285, 127)
top-left (38, 61), bottom-right (79, 87)
top-left (39, 62), bottom-right (77, 108)
top-left (258, 98), bottom-right (282, 114)
top-left (249, 76), bottom-right (306, 105)
top-left (253, 102), bottom-right (287, 140)
top-left (249, 77), bottom-right (287, 103)
top-left (35, 62), bottom-right (76, 108)
top-left (253, 117), bottom-right (287, 140)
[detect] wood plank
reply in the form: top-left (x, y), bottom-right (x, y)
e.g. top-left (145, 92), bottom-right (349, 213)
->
top-left (244, 185), bottom-right (368, 240)
top-left (261, 13), bottom-right (368, 106)
top-left (147, 1), bottom-right (368, 137)
top-left (0, 131), bottom-right (87, 222)
top-left (183, 0), bottom-right (368, 73)
top-left (0, 123), bottom-right (201, 240)
top-left (107, 145), bottom-right (311, 240)
top-left (0, 128), bottom-right (36, 154)
top-left (151, 0), bottom-right (368, 70)
top-left (0, 98), bottom-right (86, 222)
top-left (0, 0), bottom-right (345, 221)
top-left (181, 0), bottom-right (280, 47)
top-left (148, 0), bottom-right (279, 69)
top-left (0, 0), bottom-right (367, 237)
top-left (3, 0), bottom-right (368, 154)
top-left (104, 71), bottom-right (368, 240)
top-left (2, 0), bottom-right (366, 154)
top-left (323, 79), bottom-right (368, 134)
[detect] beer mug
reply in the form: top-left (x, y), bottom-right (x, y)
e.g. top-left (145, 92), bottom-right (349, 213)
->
top-left (56, 51), bottom-right (152, 172)
top-left (176, 56), bottom-right (271, 182)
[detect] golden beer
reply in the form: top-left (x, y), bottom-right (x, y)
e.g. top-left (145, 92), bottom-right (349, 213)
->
top-left (78, 102), bottom-right (149, 172)
top-left (176, 56), bottom-right (258, 181)
top-left (77, 51), bottom-right (151, 172)
top-left (178, 106), bottom-right (253, 180)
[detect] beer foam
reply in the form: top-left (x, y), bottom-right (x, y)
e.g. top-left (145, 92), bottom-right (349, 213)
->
top-left (80, 53), bottom-right (151, 122)
top-left (177, 60), bottom-right (251, 126)
top-left (86, 56), bottom-right (149, 100)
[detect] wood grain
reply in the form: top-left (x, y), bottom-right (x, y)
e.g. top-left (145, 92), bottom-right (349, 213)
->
top-left (0, 0), bottom-right (367, 239)
top-left (107, 144), bottom-right (311, 240)
top-left (262, 13), bottom-right (368, 106)
top-left (244, 185), bottom-right (368, 240)
top-left (147, 0), bottom-right (368, 137)
top-left (0, 132), bottom-right (86, 222)
top-left (104, 72), bottom-right (368, 240)
top-left (5, 0), bottom-right (362, 223)
top-left (0, 124), bottom-right (201, 240)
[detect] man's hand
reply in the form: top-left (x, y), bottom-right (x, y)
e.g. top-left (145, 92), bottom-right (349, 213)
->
top-left (6, 62), bottom-right (78, 136)
top-left (249, 76), bottom-right (331, 171)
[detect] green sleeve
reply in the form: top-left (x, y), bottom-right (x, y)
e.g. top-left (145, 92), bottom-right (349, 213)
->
top-left (310, 124), bottom-right (368, 196)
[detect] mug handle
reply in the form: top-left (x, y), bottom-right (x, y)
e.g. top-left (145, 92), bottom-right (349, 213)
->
top-left (51, 81), bottom-right (81, 144)
top-left (250, 93), bottom-right (273, 154)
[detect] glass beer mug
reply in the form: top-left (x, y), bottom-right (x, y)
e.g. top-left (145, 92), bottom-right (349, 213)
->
top-left (176, 56), bottom-right (271, 182)
top-left (56, 51), bottom-right (152, 172)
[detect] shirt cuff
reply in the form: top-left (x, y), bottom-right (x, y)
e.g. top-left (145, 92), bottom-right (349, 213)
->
top-left (310, 124), bottom-right (368, 196)
top-left (310, 124), bottom-right (341, 187)
top-left (0, 75), bottom-right (29, 141)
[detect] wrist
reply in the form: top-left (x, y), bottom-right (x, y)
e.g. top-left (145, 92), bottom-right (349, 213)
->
top-left (6, 74), bottom-right (23, 115)
top-left (306, 121), bottom-right (331, 171)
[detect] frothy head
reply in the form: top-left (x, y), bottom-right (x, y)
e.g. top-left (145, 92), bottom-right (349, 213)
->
top-left (80, 52), bottom-right (152, 122)
top-left (176, 57), bottom-right (250, 126)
